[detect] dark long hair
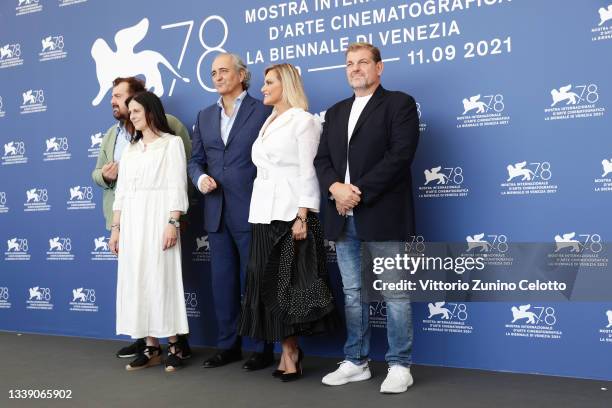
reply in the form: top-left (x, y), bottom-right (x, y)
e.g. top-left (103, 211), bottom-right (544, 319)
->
top-left (125, 91), bottom-right (172, 143)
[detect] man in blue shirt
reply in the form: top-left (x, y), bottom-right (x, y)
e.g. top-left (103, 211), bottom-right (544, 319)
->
top-left (188, 53), bottom-right (273, 370)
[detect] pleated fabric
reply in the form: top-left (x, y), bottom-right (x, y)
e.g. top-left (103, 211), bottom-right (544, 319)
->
top-left (238, 214), bottom-right (337, 342)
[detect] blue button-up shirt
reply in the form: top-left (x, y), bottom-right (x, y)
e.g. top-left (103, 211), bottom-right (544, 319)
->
top-left (217, 90), bottom-right (247, 145)
top-left (196, 91), bottom-right (247, 193)
top-left (113, 122), bottom-right (131, 162)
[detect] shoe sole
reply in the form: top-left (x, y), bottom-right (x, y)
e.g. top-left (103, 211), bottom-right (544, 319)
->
top-left (243, 361), bottom-right (274, 371)
top-left (117, 353), bottom-right (138, 359)
top-left (125, 355), bottom-right (162, 371)
top-left (380, 379), bottom-right (414, 394)
top-left (322, 370), bottom-right (372, 386)
top-left (164, 365), bottom-right (182, 372)
top-left (202, 357), bottom-right (242, 368)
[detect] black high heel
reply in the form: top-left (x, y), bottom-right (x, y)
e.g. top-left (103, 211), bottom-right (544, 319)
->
top-left (281, 347), bottom-right (303, 382)
top-left (271, 369), bottom-right (284, 378)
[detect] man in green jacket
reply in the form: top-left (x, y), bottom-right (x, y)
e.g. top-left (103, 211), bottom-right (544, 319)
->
top-left (91, 76), bottom-right (192, 360)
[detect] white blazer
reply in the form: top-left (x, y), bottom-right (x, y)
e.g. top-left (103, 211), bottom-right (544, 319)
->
top-left (248, 107), bottom-right (321, 224)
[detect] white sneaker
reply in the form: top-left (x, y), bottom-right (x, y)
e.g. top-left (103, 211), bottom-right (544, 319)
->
top-left (321, 360), bottom-right (372, 386)
top-left (380, 365), bottom-right (413, 394)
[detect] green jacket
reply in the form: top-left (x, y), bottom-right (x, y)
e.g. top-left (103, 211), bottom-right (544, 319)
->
top-left (91, 114), bottom-right (192, 230)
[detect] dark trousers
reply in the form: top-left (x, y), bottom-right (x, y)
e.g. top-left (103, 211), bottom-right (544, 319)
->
top-left (208, 216), bottom-right (266, 352)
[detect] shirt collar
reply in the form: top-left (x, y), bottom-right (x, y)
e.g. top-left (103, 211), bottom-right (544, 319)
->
top-left (216, 90), bottom-right (247, 111)
top-left (117, 121), bottom-right (127, 133)
top-left (116, 121), bottom-right (132, 140)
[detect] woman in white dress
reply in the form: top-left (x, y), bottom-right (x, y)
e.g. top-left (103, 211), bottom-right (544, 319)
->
top-left (109, 91), bottom-right (189, 372)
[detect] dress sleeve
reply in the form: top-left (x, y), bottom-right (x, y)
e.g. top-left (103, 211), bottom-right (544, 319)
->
top-left (167, 136), bottom-right (189, 214)
top-left (295, 113), bottom-right (322, 212)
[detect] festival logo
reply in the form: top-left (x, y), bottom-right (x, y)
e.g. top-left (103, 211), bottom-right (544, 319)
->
top-left (184, 292), bottom-right (200, 318)
top-left (0, 191), bottom-right (8, 214)
top-left (20, 89), bottom-right (47, 114)
top-left (66, 186), bottom-right (95, 210)
top-left (24, 188), bottom-right (51, 212)
top-left (592, 4), bottom-right (612, 42)
top-left (500, 161), bottom-right (558, 196)
top-left (4, 237), bottom-right (30, 261)
top-left (544, 83), bottom-right (605, 121)
top-left (324, 239), bottom-right (336, 263)
top-left (422, 302), bottom-right (473, 335)
top-left (90, 235), bottom-right (115, 261)
top-left (16, 0), bottom-right (43, 16)
top-left (91, 18), bottom-right (189, 106)
top-left (600, 309), bottom-right (612, 344)
top-left (39, 35), bottom-right (67, 62)
top-left (369, 301), bottom-right (387, 329)
top-left (26, 286), bottom-right (54, 310)
top-left (416, 102), bottom-right (427, 132)
top-left (192, 235), bottom-right (211, 262)
top-left (505, 304), bottom-right (562, 339)
top-left (69, 288), bottom-right (98, 312)
top-left (418, 165), bottom-right (469, 198)
top-left (0, 43), bottom-right (24, 68)
top-left (43, 137), bottom-right (70, 161)
top-left (2, 141), bottom-right (28, 165)
top-left (46, 236), bottom-right (75, 261)
top-left (594, 157), bottom-right (612, 193)
top-left (548, 232), bottom-right (608, 269)
top-left (0, 287), bottom-right (11, 310)
top-left (404, 235), bottom-right (426, 256)
top-left (88, 132), bottom-right (103, 158)
top-left (457, 93), bottom-right (510, 128)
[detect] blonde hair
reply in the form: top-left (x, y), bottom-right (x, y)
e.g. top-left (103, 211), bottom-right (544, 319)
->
top-left (264, 63), bottom-right (308, 110)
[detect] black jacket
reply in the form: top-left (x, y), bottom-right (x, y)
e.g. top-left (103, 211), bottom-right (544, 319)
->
top-left (314, 85), bottom-right (419, 241)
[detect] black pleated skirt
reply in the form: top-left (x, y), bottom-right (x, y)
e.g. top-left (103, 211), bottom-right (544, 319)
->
top-left (238, 214), bottom-right (337, 342)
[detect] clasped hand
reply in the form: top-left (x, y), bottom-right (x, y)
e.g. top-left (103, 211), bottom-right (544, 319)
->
top-left (330, 183), bottom-right (361, 216)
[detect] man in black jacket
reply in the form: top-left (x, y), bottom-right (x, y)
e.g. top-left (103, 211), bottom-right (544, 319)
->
top-left (314, 43), bottom-right (419, 394)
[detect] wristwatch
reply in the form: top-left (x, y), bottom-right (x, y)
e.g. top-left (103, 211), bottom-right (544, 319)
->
top-left (168, 218), bottom-right (180, 228)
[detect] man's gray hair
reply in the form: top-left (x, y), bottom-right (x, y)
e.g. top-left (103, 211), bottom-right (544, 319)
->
top-left (218, 52), bottom-right (251, 90)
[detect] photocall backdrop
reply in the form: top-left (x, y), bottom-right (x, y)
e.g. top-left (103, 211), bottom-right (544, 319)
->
top-left (0, 0), bottom-right (611, 380)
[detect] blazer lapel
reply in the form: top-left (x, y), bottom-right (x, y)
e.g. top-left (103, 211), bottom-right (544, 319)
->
top-left (260, 108), bottom-right (296, 139)
top-left (208, 106), bottom-right (222, 146)
top-left (337, 98), bottom-right (353, 157)
top-left (226, 94), bottom-right (255, 147)
top-left (350, 85), bottom-right (385, 142)
top-left (107, 124), bottom-right (119, 162)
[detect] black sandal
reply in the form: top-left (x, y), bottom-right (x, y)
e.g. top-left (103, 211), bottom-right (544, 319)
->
top-left (165, 341), bottom-right (184, 372)
top-left (126, 345), bottom-right (162, 371)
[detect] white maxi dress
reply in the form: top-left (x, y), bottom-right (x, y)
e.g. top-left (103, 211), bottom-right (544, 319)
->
top-left (113, 133), bottom-right (189, 338)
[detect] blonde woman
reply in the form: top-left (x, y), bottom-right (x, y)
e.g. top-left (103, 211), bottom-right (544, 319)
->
top-left (238, 63), bottom-right (336, 382)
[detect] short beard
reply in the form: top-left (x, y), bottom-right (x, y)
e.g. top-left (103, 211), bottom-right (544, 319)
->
top-left (349, 77), bottom-right (368, 91)
top-left (112, 110), bottom-right (128, 122)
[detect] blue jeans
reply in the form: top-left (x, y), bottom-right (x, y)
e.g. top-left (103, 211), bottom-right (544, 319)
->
top-left (335, 217), bottom-right (413, 367)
